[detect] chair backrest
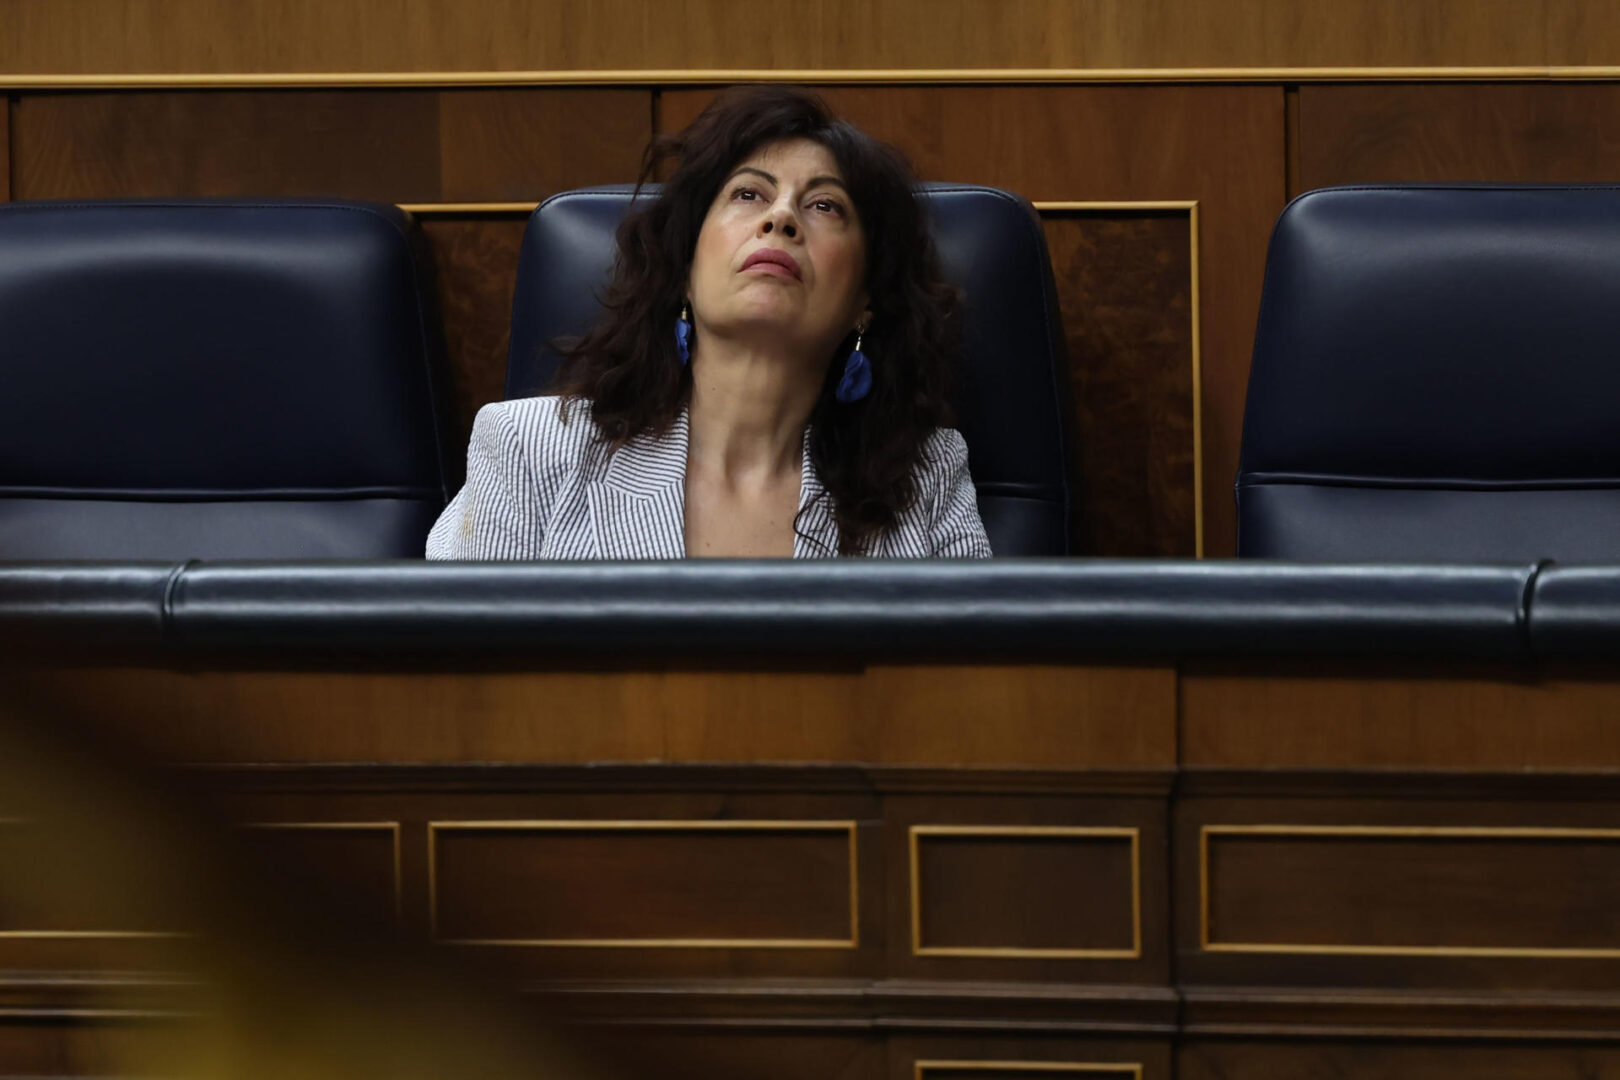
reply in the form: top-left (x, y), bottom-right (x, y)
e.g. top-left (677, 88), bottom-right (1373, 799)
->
top-left (504, 184), bottom-right (1071, 556)
top-left (1238, 183), bottom-right (1620, 561)
top-left (0, 199), bottom-right (453, 559)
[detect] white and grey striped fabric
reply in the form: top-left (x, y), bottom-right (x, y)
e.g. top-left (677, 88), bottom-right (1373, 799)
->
top-left (425, 395), bottom-right (992, 560)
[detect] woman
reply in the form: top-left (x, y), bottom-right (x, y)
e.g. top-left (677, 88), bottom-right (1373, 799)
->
top-left (427, 85), bottom-right (991, 559)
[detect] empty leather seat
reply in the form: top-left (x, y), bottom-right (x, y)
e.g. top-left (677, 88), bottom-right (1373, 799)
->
top-left (0, 199), bottom-right (453, 559)
top-left (1238, 184), bottom-right (1620, 561)
top-left (504, 184), bottom-right (1071, 556)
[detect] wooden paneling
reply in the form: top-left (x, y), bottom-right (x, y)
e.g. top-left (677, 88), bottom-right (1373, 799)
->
top-left (1180, 668), bottom-right (1620, 770)
top-left (0, 1024), bottom-right (185, 1080)
top-left (897, 1038), bottom-right (1169, 1080)
top-left (1045, 213), bottom-right (1194, 556)
top-left (1180, 1041), bottom-right (1620, 1080)
top-left (1202, 826), bottom-right (1620, 956)
top-left (918, 1066), bottom-right (1139, 1080)
top-left (430, 821), bottom-right (856, 946)
top-left (1297, 83), bottom-right (1620, 192)
top-left (912, 828), bottom-right (1138, 957)
top-left (418, 215), bottom-right (526, 440)
top-left (10, 88), bottom-right (648, 201)
top-left (11, 663), bottom-right (1178, 769)
top-left (0, 820), bottom-right (185, 937)
top-left (12, 90), bottom-right (443, 200)
top-left (1549, 1), bottom-right (1620, 66)
top-left (884, 795), bottom-right (1168, 987)
top-left (0, 98), bottom-right (9, 202)
top-left (578, 1031), bottom-right (885, 1080)
top-left (436, 88), bottom-right (649, 201)
top-left (664, 85), bottom-right (1284, 556)
top-left (0, 0), bottom-right (1581, 76)
top-left (240, 823), bottom-right (401, 930)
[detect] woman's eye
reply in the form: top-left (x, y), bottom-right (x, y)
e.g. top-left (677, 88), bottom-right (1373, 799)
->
top-left (811, 197), bottom-right (845, 217)
top-left (732, 186), bottom-right (760, 201)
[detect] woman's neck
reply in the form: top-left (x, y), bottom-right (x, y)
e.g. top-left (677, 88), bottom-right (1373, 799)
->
top-left (686, 340), bottom-right (820, 490)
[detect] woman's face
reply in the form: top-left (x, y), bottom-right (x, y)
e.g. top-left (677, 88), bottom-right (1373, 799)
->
top-left (686, 137), bottom-right (870, 368)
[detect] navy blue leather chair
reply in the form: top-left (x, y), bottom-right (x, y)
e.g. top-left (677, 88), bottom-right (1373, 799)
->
top-left (504, 184), bottom-right (1071, 557)
top-left (1239, 184), bottom-right (1620, 561)
top-left (0, 199), bottom-right (454, 559)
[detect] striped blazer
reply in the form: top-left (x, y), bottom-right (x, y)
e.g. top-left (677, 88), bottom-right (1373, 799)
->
top-left (425, 396), bottom-right (993, 559)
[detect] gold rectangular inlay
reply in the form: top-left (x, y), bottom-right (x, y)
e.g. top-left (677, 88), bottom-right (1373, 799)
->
top-left (917, 1059), bottom-right (1144, 1079)
top-left (909, 824), bottom-right (1142, 959)
top-left (241, 821), bottom-right (404, 925)
top-left (1201, 824), bottom-right (1620, 958)
top-left (429, 819), bottom-right (859, 948)
top-left (0, 816), bottom-right (185, 940)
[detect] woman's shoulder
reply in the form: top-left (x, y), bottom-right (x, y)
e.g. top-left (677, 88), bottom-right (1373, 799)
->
top-left (917, 425), bottom-right (972, 472)
top-left (471, 395), bottom-right (601, 458)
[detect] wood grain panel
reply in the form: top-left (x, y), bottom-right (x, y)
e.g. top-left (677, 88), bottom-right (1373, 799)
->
top-left (1549, 1), bottom-right (1620, 66)
top-left (919, 1065), bottom-right (1140, 1080)
top-left (1181, 1041), bottom-right (1620, 1080)
top-left (1045, 213), bottom-right (1194, 556)
top-left (11, 664), bottom-right (1176, 769)
top-left (663, 85), bottom-right (1284, 555)
top-left (1203, 826), bottom-right (1620, 956)
top-left (1180, 668), bottom-right (1620, 770)
top-left (436, 88), bottom-right (649, 201)
top-left (430, 821), bottom-right (855, 946)
top-left (11, 90), bottom-right (443, 200)
top-left (1, 99), bottom-right (9, 202)
top-left (899, 1039), bottom-right (1170, 1080)
top-left (1298, 84), bottom-right (1620, 191)
top-left (240, 823), bottom-right (400, 930)
top-left (10, 88), bottom-right (648, 202)
top-left (0, 820), bottom-right (186, 937)
top-left (0, 0), bottom-right (1566, 75)
top-left (576, 1031), bottom-right (883, 1080)
top-left (418, 215), bottom-right (525, 440)
top-left (913, 828), bottom-right (1138, 956)
top-left (0, 1024), bottom-right (185, 1080)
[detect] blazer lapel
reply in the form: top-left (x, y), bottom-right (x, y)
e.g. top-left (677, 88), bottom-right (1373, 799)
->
top-left (587, 410), bottom-right (688, 559)
top-left (793, 426), bottom-right (842, 559)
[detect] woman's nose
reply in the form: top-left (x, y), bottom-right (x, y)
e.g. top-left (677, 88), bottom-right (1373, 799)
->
top-left (760, 205), bottom-right (799, 240)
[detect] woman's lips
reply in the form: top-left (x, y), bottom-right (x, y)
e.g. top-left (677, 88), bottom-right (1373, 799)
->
top-left (740, 248), bottom-right (803, 279)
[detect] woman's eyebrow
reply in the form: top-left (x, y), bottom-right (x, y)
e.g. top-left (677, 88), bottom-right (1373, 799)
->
top-left (726, 166), bottom-right (777, 185)
top-left (724, 166), bottom-right (848, 192)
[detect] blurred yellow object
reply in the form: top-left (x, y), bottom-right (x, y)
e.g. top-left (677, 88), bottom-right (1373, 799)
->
top-left (0, 680), bottom-right (603, 1080)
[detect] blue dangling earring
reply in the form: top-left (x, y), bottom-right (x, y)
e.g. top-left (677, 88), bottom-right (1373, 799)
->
top-left (675, 302), bottom-right (693, 366)
top-left (835, 327), bottom-right (872, 403)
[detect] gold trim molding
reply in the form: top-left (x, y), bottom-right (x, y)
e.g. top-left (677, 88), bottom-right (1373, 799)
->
top-left (428, 819), bottom-right (860, 949)
top-left (1037, 201), bottom-right (1203, 557)
top-left (241, 821), bottom-right (404, 926)
top-left (3, 66), bottom-right (1619, 91)
top-left (916, 1060), bottom-right (1144, 1079)
top-left (0, 817), bottom-right (185, 941)
top-left (1201, 824), bottom-right (1620, 958)
top-left (909, 824), bottom-right (1142, 959)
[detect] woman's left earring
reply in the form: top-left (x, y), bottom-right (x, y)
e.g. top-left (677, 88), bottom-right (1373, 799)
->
top-left (835, 328), bottom-right (872, 403)
top-left (675, 303), bottom-right (694, 366)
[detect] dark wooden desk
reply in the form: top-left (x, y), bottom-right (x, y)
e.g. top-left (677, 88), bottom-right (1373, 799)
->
top-left (5, 561), bottom-right (1619, 1079)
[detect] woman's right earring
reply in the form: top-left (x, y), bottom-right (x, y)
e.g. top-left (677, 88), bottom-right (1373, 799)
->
top-left (835, 329), bottom-right (872, 403)
top-left (675, 303), bottom-right (694, 366)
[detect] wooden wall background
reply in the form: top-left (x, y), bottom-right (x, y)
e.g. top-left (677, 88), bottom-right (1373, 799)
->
top-left (6, 3), bottom-right (1620, 555)
top-left (8, 0), bottom-right (1620, 74)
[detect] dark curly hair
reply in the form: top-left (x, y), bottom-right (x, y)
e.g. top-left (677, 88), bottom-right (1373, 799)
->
top-left (552, 85), bottom-right (961, 555)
